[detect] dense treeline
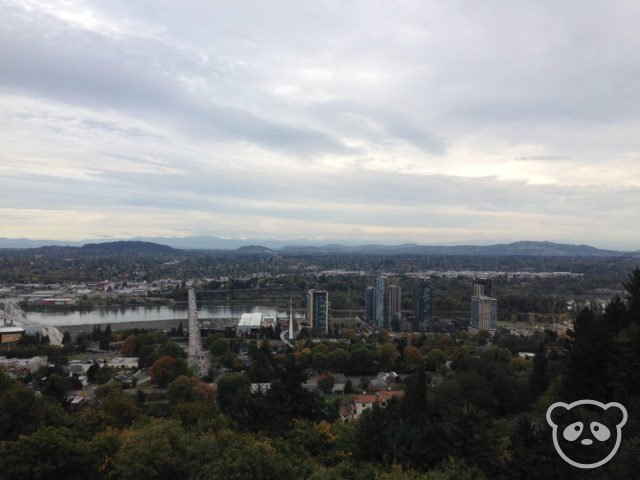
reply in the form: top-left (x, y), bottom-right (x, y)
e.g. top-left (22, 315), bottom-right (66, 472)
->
top-left (2, 269), bottom-right (640, 478)
top-left (0, 246), bottom-right (634, 288)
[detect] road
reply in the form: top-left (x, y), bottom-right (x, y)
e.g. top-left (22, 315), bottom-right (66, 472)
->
top-left (280, 330), bottom-right (294, 348)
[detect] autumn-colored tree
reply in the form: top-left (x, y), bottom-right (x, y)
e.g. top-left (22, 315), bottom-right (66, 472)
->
top-left (403, 345), bottom-right (423, 369)
top-left (167, 375), bottom-right (214, 405)
top-left (376, 343), bottom-right (399, 371)
top-left (120, 335), bottom-right (137, 356)
top-left (150, 355), bottom-right (190, 387)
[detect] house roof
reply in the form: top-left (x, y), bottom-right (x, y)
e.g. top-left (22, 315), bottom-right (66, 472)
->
top-left (353, 394), bottom-right (378, 404)
top-left (377, 390), bottom-right (405, 403)
top-left (0, 327), bottom-right (25, 334)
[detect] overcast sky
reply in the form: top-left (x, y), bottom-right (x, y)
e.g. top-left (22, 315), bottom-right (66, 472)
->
top-left (1, 0), bottom-right (639, 248)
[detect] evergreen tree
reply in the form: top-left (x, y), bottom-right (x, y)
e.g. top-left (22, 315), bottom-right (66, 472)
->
top-left (624, 267), bottom-right (640, 323)
top-left (562, 308), bottom-right (615, 402)
top-left (529, 343), bottom-right (549, 398)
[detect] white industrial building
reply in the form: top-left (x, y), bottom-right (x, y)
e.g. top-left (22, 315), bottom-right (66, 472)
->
top-left (235, 312), bottom-right (276, 336)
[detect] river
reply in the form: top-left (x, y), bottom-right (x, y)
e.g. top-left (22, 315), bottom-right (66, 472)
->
top-left (26, 305), bottom-right (293, 327)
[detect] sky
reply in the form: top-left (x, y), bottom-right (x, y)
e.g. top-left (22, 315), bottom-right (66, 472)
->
top-left (1, 0), bottom-right (639, 249)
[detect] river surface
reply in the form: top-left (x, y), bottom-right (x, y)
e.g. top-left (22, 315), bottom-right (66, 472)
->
top-left (26, 305), bottom-right (295, 326)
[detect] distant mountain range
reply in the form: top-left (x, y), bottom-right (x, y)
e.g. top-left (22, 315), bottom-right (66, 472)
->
top-left (0, 237), bottom-right (625, 257)
top-left (278, 241), bottom-right (623, 257)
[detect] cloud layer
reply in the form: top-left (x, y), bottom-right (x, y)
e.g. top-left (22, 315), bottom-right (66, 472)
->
top-left (1, 0), bottom-right (639, 248)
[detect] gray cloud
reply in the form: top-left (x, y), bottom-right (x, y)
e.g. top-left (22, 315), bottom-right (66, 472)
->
top-left (1, 0), bottom-right (639, 248)
top-left (516, 156), bottom-right (571, 161)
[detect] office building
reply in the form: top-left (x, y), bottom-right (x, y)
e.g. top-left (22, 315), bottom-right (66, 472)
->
top-left (374, 276), bottom-right (386, 329)
top-left (470, 278), bottom-right (497, 333)
top-left (307, 289), bottom-right (329, 334)
top-left (473, 278), bottom-right (492, 297)
top-left (414, 279), bottom-right (433, 332)
top-left (364, 286), bottom-right (376, 324)
top-left (386, 285), bottom-right (401, 331)
top-left (470, 296), bottom-right (497, 333)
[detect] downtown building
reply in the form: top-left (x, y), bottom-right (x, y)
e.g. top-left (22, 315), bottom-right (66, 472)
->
top-left (307, 289), bottom-right (329, 335)
top-left (386, 284), bottom-right (402, 331)
top-left (469, 278), bottom-right (497, 334)
top-left (413, 279), bottom-right (433, 332)
top-left (369, 277), bottom-right (401, 331)
top-left (374, 276), bottom-right (386, 329)
top-left (364, 286), bottom-right (376, 324)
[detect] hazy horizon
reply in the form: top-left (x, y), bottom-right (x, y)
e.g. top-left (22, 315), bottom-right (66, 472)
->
top-left (0, 234), bottom-right (626, 252)
top-left (2, 1), bottom-right (639, 250)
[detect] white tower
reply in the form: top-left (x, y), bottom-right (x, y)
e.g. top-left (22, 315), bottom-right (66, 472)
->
top-left (288, 297), bottom-right (294, 340)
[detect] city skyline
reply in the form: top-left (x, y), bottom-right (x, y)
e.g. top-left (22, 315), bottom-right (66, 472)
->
top-left (2, 1), bottom-right (640, 249)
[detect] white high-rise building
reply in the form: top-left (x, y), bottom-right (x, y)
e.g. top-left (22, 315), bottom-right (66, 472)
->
top-left (374, 276), bottom-right (386, 329)
top-left (470, 295), bottom-right (497, 333)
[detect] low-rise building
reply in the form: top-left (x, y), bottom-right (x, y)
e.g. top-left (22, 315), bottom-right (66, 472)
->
top-left (107, 357), bottom-right (139, 369)
top-left (368, 371), bottom-right (399, 390)
top-left (250, 383), bottom-right (272, 394)
top-left (0, 326), bottom-right (25, 345)
top-left (0, 356), bottom-right (47, 376)
top-left (351, 394), bottom-right (378, 418)
top-left (349, 389), bottom-right (405, 421)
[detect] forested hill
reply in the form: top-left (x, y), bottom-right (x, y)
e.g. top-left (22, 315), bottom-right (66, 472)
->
top-left (12, 241), bottom-right (178, 256)
top-left (80, 241), bottom-right (176, 254)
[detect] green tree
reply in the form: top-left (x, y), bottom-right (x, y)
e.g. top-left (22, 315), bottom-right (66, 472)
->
top-left (109, 419), bottom-right (187, 480)
top-left (328, 348), bottom-right (350, 372)
top-left (0, 427), bottom-right (93, 480)
top-left (0, 375), bottom-right (50, 440)
top-left (348, 345), bottom-right (375, 374)
top-left (562, 308), bottom-right (615, 402)
top-left (217, 373), bottom-right (251, 424)
top-left (317, 373), bottom-right (335, 394)
top-left (425, 348), bottom-right (447, 371)
top-left (42, 373), bottom-right (74, 404)
top-left (624, 268), bottom-right (640, 322)
top-left (191, 430), bottom-right (296, 480)
top-left (442, 404), bottom-right (507, 476)
top-left (208, 338), bottom-right (231, 357)
top-left (529, 344), bottom-right (549, 398)
top-left (159, 341), bottom-right (187, 359)
top-left (87, 363), bottom-right (99, 383)
top-left (312, 351), bottom-right (329, 372)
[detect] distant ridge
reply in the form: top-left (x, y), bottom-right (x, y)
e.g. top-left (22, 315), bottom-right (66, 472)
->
top-left (80, 241), bottom-right (176, 254)
top-left (0, 237), bottom-right (624, 257)
top-left (278, 241), bottom-right (622, 257)
top-left (9, 240), bottom-right (177, 255)
top-left (235, 245), bottom-right (278, 255)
